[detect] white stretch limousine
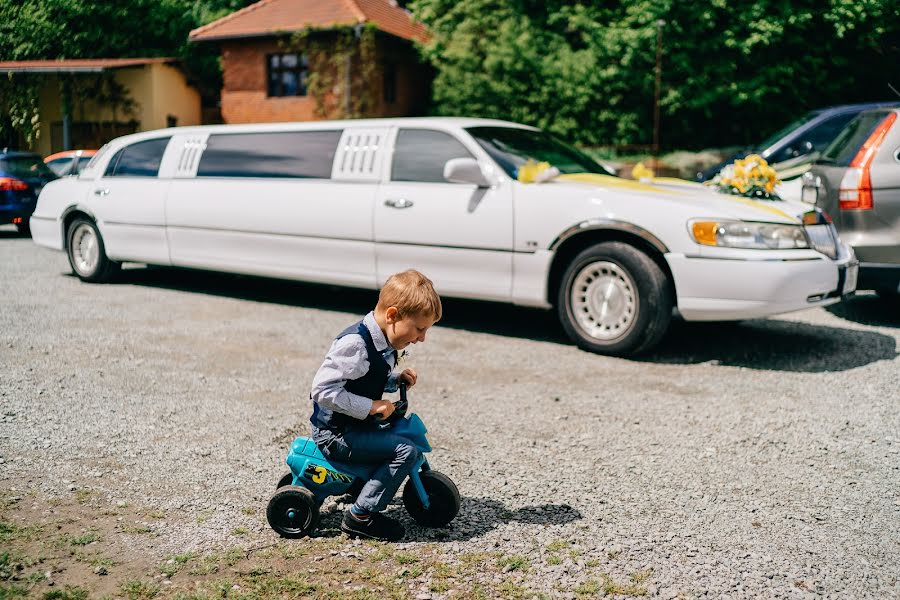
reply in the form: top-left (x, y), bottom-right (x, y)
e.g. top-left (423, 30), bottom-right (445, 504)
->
top-left (32, 118), bottom-right (857, 355)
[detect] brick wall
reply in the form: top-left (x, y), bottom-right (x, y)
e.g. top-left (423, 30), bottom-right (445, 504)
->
top-left (219, 35), bottom-right (430, 124)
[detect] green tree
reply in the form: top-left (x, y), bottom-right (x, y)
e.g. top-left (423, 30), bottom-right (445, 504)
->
top-left (0, 0), bottom-right (253, 146)
top-left (409, 0), bottom-right (900, 149)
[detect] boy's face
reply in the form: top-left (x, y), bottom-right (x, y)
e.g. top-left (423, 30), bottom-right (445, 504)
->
top-left (384, 308), bottom-right (436, 350)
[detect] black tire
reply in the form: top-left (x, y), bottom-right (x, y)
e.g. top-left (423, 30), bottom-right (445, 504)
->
top-left (402, 470), bottom-right (460, 528)
top-left (15, 220), bottom-right (31, 237)
top-left (66, 218), bottom-right (121, 283)
top-left (557, 241), bottom-right (673, 356)
top-left (276, 471), bottom-right (294, 490)
top-left (266, 485), bottom-right (319, 538)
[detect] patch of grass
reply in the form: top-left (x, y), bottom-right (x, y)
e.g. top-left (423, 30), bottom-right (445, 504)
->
top-left (607, 549), bottom-right (621, 560)
top-left (187, 555), bottom-right (220, 576)
top-left (585, 559), bottom-right (600, 568)
top-left (0, 522), bottom-right (44, 543)
top-left (429, 579), bottom-right (450, 593)
top-left (496, 581), bottom-right (528, 598)
top-left (546, 540), bottom-right (570, 553)
top-left (74, 490), bottom-right (95, 505)
top-left (145, 509), bottom-right (165, 520)
top-left (120, 579), bottom-right (160, 600)
top-left (569, 548), bottom-right (583, 558)
top-left (248, 572), bottom-right (319, 596)
top-left (497, 554), bottom-right (529, 572)
top-left (240, 507), bottom-right (255, 516)
top-left (223, 548), bottom-right (244, 566)
top-left (73, 551), bottom-right (115, 568)
top-left (119, 524), bottom-right (153, 535)
top-left (0, 583), bottom-right (29, 598)
top-left (42, 586), bottom-right (89, 600)
top-left (395, 553), bottom-right (419, 565)
top-left (601, 573), bottom-right (647, 596)
top-left (574, 579), bottom-right (602, 597)
top-left (400, 564), bottom-right (423, 579)
top-left (459, 552), bottom-right (496, 566)
top-left (546, 554), bottom-right (562, 566)
top-left (231, 527), bottom-right (249, 536)
top-left (631, 569), bottom-right (652, 584)
top-left (195, 510), bottom-right (213, 524)
top-left (68, 533), bottom-right (99, 546)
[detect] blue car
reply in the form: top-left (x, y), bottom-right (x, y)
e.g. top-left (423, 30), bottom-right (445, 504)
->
top-left (696, 101), bottom-right (900, 182)
top-left (1, 150), bottom-right (58, 235)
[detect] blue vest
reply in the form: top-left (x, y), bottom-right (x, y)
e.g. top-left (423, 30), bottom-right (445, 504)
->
top-left (310, 320), bottom-right (392, 432)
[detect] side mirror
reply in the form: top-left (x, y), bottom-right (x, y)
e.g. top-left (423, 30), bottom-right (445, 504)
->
top-left (800, 171), bottom-right (820, 205)
top-left (444, 157), bottom-right (491, 187)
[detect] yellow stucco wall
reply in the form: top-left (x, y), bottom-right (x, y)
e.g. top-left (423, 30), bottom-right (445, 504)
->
top-left (31, 63), bottom-right (200, 156)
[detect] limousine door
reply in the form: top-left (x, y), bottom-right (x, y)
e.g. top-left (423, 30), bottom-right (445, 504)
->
top-left (90, 136), bottom-right (172, 264)
top-left (164, 129), bottom-right (379, 288)
top-left (374, 128), bottom-right (513, 301)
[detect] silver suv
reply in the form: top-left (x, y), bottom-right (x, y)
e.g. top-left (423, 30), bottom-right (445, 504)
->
top-left (802, 108), bottom-right (900, 299)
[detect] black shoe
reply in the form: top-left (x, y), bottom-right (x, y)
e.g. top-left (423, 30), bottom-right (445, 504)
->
top-left (340, 510), bottom-right (405, 542)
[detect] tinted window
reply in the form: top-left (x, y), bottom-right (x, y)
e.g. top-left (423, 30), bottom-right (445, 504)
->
top-left (466, 126), bottom-right (609, 178)
top-left (769, 113), bottom-right (859, 163)
top-left (821, 111), bottom-right (892, 167)
top-left (391, 129), bottom-right (474, 183)
top-left (106, 138), bottom-right (170, 177)
top-left (0, 155), bottom-right (57, 180)
top-left (196, 131), bottom-right (341, 179)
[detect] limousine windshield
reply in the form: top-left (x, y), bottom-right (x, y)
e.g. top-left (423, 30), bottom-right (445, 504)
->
top-left (466, 126), bottom-right (614, 179)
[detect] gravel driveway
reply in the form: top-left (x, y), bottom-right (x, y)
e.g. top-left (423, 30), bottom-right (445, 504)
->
top-left (1, 227), bottom-right (898, 598)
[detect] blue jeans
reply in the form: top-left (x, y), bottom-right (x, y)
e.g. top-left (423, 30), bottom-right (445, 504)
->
top-left (313, 426), bottom-right (419, 514)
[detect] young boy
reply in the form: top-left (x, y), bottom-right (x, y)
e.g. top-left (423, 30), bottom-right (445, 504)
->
top-left (310, 269), bottom-right (442, 541)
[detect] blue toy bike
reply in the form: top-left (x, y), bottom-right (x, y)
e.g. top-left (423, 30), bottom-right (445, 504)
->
top-left (267, 383), bottom-right (460, 538)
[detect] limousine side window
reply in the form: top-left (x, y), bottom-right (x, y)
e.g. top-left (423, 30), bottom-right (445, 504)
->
top-left (391, 129), bottom-right (475, 183)
top-left (104, 137), bottom-right (171, 177)
top-left (196, 131), bottom-right (342, 179)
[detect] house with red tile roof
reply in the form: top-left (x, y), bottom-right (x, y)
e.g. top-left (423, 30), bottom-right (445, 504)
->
top-left (0, 58), bottom-right (201, 155)
top-left (189, 0), bottom-right (432, 124)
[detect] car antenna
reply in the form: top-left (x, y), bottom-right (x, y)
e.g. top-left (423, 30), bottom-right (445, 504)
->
top-left (889, 82), bottom-right (900, 99)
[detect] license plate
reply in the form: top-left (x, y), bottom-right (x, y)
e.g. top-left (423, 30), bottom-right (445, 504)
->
top-left (842, 261), bottom-right (859, 295)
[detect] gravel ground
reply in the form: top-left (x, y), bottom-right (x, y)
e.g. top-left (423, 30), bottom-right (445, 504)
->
top-left (1, 226), bottom-right (899, 598)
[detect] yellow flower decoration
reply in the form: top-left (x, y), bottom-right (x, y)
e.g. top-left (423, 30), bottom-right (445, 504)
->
top-left (517, 160), bottom-right (554, 183)
top-left (707, 153), bottom-right (781, 199)
top-left (631, 162), bottom-right (655, 181)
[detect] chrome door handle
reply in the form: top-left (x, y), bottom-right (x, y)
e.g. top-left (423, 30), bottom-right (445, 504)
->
top-left (93, 188), bottom-right (110, 196)
top-left (384, 198), bottom-right (413, 209)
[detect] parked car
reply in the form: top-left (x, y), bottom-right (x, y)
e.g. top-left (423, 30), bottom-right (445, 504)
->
top-left (697, 102), bottom-right (900, 182)
top-left (802, 107), bottom-right (900, 299)
top-left (1, 149), bottom-right (58, 235)
top-left (31, 118), bottom-right (857, 356)
top-left (44, 149), bottom-right (97, 177)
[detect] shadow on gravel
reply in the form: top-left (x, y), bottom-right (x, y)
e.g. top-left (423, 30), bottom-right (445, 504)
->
top-left (112, 266), bottom-right (569, 344)
top-left (826, 293), bottom-right (900, 329)
top-left (112, 266), bottom-right (896, 372)
top-left (313, 499), bottom-right (582, 542)
top-left (638, 318), bottom-right (897, 372)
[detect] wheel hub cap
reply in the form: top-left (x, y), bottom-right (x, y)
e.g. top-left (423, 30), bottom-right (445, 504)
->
top-left (72, 225), bottom-right (99, 275)
top-left (570, 261), bottom-right (637, 341)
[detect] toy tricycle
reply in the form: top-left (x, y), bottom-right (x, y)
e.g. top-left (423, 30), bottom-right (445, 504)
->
top-left (266, 382), bottom-right (460, 538)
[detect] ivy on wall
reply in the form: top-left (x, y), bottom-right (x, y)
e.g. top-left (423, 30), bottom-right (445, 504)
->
top-left (281, 24), bottom-right (380, 119)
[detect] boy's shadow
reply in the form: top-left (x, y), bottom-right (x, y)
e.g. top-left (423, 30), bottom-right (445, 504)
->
top-left (313, 497), bottom-right (582, 541)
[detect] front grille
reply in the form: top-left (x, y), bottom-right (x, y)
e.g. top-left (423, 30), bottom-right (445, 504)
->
top-left (804, 224), bottom-right (838, 259)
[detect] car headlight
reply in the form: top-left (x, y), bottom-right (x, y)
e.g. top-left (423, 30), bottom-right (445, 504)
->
top-left (689, 220), bottom-right (809, 250)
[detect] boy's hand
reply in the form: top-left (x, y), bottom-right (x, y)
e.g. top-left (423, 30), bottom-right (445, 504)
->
top-left (369, 399), bottom-right (395, 420)
top-left (399, 368), bottom-right (417, 387)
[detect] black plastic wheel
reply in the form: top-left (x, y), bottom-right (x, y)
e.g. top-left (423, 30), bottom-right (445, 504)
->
top-left (266, 485), bottom-right (319, 538)
top-left (276, 471), bottom-right (293, 490)
top-left (66, 217), bottom-right (121, 283)
top-left (402, 470), bottom-right (460, 528)
top-left (557, 241), bottom-right (673, 356)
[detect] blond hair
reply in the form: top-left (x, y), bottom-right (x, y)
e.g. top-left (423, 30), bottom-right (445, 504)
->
top-left (377, 270), bottom-right (442, 321)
